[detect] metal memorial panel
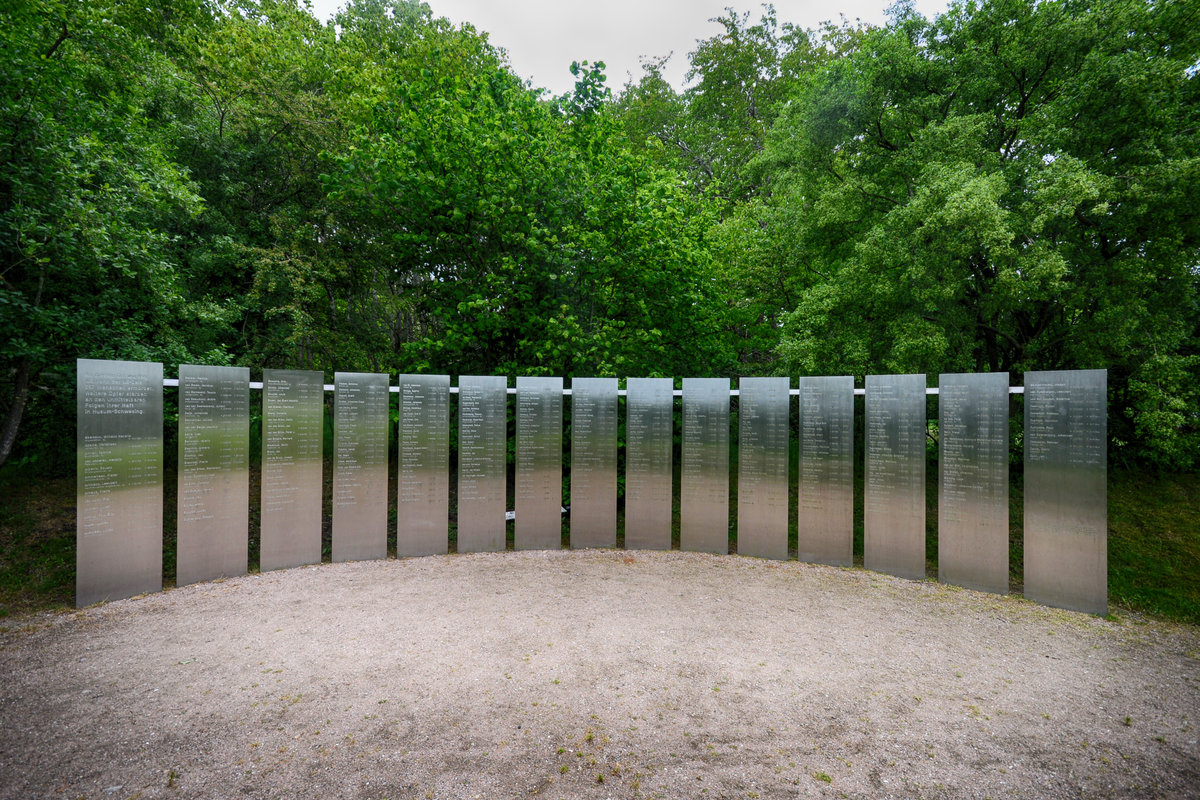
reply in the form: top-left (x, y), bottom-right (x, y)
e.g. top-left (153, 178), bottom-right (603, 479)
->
top-left (624, 378), bottom-right (674, 550)
top-left (1024, 369), bottom-right (1107, 615)
top-left (332, 372), bottom-right (389, 562)
top-left (796, 376), bottom-right (854, 566)
top-left (260, 369), bottom-right (324, 572)
top-left (569, 378), bottom-right (617, 548)
top-left (864, 374), bottom-right (927, 580)
top-left (938, 372), bottom-right (1009, 594)
top-left (397, 374), bottom-right (450, 557)
top-left (457, 376), bottom-right (508, 553)
top-left (177, 364), bottom-right (250, 587)
top-left (76, 359), bottom-right (163, 606)
top-left (516, 376), bottom-right (564, 550)
top-left (737, 377), bottom-right (790, 560)
top-left (681, 378), bottom-right (730, 554)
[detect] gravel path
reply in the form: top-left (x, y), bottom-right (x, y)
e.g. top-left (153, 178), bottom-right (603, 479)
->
top-left (1, 550), bottom-right (1197, 799)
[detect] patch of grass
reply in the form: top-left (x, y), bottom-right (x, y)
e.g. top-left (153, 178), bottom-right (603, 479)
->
top-left (0, 473), bottom-right (75, 615)
top-left (1108, 469), bottom-right (1200, 624)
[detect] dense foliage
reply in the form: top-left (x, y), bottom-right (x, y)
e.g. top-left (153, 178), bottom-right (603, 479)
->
top-left (2, 0), bottom-right (1197, 470)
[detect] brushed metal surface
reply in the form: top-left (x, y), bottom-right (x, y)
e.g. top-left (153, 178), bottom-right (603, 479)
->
top-left (681, 378), bottom-right (730, 554)
top-left (398, 374), bottom-right (450, 557)
top-left (76, 359), bottom-right (163, 606)
top-left (864, 373), bottom-right (927, 580)
top-left (796, 376), bottom-right (854, 566)
top-left (516, 376), bottom-right (563, 550)
top-left (624, 378), bottom-right (674, 550)
top-left (260, 369), bottom-right (324, 572)
top-left (332, 372), bottom-right (389, 562)
top-left (176, 364), bottom-right (250, 586)
top-left (737, 377), bottom-right (790, 560)
top-left (938, 372), bottom-right (1009, 594)
top-left (1024, 369), bottom-right (1107, 615)
top-left (457, 376), bottom-right (508, 553)
top-left (569, 377), bottom-right (617, 548)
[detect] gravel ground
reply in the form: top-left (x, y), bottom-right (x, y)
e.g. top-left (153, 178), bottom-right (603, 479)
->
top-left (1, 549), bottom-right (1197, 800)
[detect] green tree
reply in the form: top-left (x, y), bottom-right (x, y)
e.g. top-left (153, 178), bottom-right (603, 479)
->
top-left (755, 0), bottom-right (1199, 466)
top-left (319, 1), bottom-right (733, 378)
top-left (165, 0), bottom-right (343, 370)
top-left (0, 0), bottom-right (206, 468)
top-left (615, 5), bottom-right (842, 204)
top-left (613, 6), bottom-right (867, 369)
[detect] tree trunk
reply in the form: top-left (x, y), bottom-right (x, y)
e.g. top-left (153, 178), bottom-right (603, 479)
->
top-left (0, 358), bottom-right (33, 468)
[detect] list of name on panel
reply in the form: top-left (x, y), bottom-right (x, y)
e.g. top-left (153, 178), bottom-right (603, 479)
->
top-left (179, 373), bottom-right (246, 525)
top-left (939, 382), bottom-right (1006, 526)
top-left (517, 388), bottom-right (558, 507)
top-left (263, 375), bottom-right (322, 514)
top-left (739, 390), bottom-right (788, 515)
top-left (400, 380), bottom-right (448, 506)
top-left (79, 371), bottom-right (160, 537)
top-left (683, 401), bottom-right (726, 503)
top-left (334, 378), bottom-right (387, 509)
top-left (458, 382), bottom-right (502, 505)
top-left (799, 383), bottom-right (851, 512)
top-left (866, 381), bottom-right (923, 516)
top-left (626, 389), bottom-right (672, 509)
top-left (572, 393), bottom-right (599, 495)
top-left (1027, 381), bottom-right (1105, 469)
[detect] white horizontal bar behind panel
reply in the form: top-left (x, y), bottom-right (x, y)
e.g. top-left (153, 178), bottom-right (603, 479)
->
top-left (162, 379), bottom-right (1025, 394)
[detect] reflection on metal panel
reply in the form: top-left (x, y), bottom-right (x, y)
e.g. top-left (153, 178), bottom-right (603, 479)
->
top-left (938, 372), bottom-right (1009, 594)
top-left (864, 374), bottom-right (927, 580)
top-left (516, 376), bottom-right (563, 550)
top-left (625, 378), bottom-right (674, 550)
top-left (76, 359), bottom-right (163, 606)
top-left (796, 376), bottom-right (854, 566)
top-left (398, 374), bottom-right (450, 557)
top-left (737, 377), bottom-right (790, 560)
top-left (570, 377), bottom-right (617, 548)
top-left (457, 376), bottom-right (507, 553)
top-left (177, 364), bottom-right (250, 586)
top-left (261, 369), bottom-right (324, 572)
top-left (681, 378), bottom-right (730, 554)
top-left (1024, 369), bottom-right (1107, 615)
top-left (332, 372), bottom-right (389, 562)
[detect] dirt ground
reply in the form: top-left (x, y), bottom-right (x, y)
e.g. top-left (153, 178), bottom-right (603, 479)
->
top-left (1, 550), bottom-right (1197, 800)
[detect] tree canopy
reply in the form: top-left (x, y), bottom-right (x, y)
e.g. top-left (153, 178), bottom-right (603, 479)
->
top-left (1, 0), bottom-right (1197, 469)
top-left (751, 0), bottom-right (1200, 467)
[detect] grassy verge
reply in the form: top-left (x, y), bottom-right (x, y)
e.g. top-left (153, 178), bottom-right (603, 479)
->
top-left (1108, 469), bottom-right (1200, 623)
top-left (0, 474), bottom-right (75, 615)
top-left (1, 466), bottom-right (1197, 624)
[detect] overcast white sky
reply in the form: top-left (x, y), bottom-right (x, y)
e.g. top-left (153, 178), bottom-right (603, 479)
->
top-left (307, 0), bottom-right (951, 95)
